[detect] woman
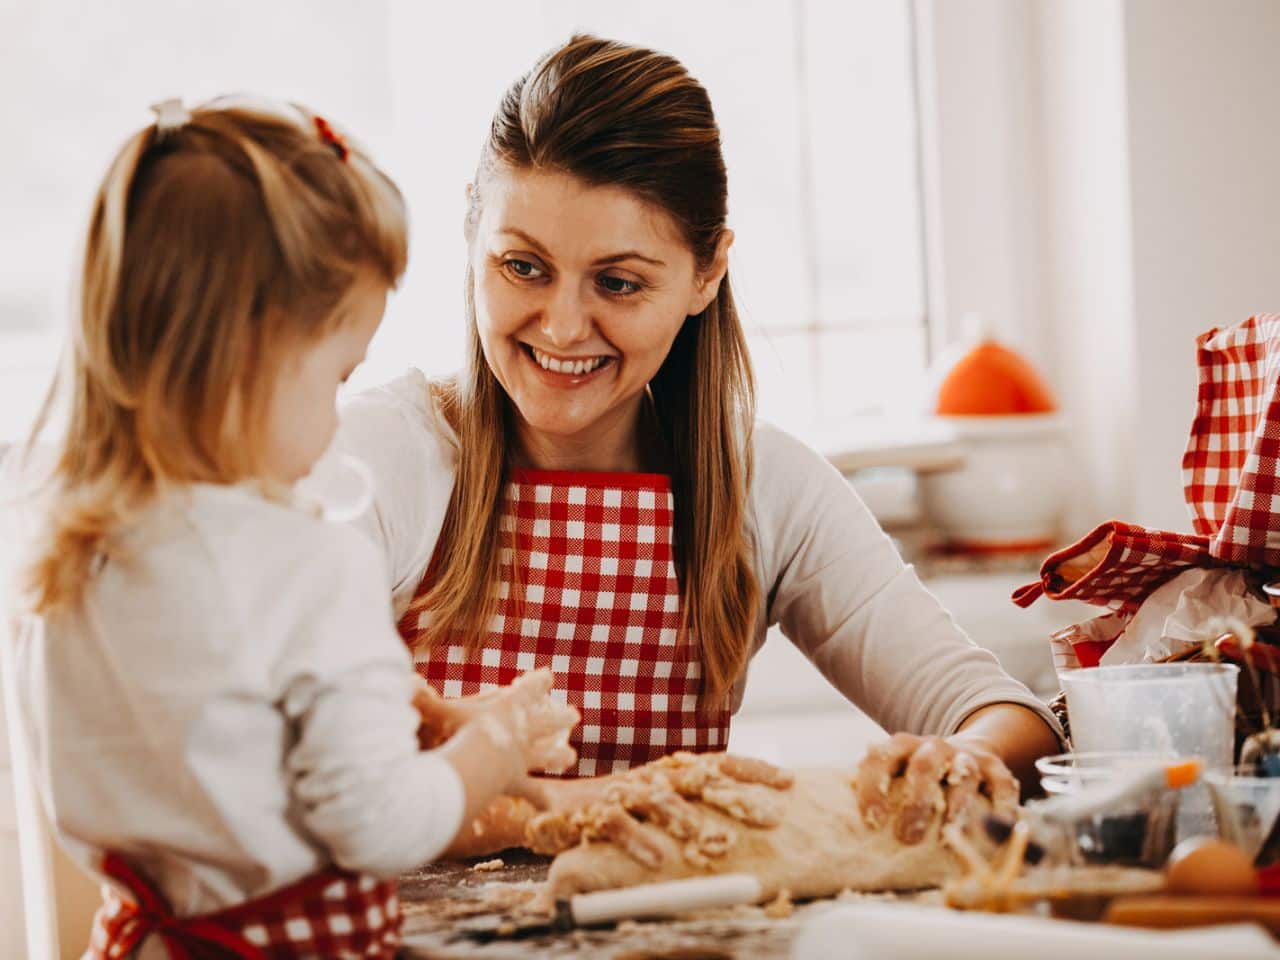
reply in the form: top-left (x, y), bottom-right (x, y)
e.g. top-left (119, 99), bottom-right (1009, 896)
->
top-left (339, 35), bottom-right (1062, 851)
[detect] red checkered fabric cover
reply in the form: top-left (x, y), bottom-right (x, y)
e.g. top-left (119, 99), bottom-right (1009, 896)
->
top-left (1182, 314), bottom-right (1280, 566)
top-left (1012, 520), bottom-right (1214, 615)
top-left (88, 853), bottom-right (401, 959)
top-left (398, 469), bottom-right (729, 777)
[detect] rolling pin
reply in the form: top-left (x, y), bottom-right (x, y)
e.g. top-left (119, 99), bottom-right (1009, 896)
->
top-left (459, 873), bottom-right (764, 941)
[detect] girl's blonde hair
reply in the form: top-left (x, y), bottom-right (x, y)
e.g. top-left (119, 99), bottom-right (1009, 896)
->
top-left (415, 36), bottom-right (759, 708)
top-left (22, 98), bottom-right (408, 614)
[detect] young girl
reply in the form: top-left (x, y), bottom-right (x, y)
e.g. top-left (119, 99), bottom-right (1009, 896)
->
top-left (9, 97), bottom-right (577, 959)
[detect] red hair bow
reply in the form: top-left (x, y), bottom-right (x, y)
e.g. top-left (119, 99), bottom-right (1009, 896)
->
top-left (313, 115), bottom-right (349, 162)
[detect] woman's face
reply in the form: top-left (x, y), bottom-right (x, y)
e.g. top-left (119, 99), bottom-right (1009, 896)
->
top-left (469, 166), bottom-right (728, 462)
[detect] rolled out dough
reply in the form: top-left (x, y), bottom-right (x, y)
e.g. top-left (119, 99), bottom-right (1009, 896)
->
top-left (529, 752), bottom-right (1004, 901)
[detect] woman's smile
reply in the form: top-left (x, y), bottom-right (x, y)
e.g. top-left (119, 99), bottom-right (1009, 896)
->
top-left (520, 342), bottom-right (616, 385)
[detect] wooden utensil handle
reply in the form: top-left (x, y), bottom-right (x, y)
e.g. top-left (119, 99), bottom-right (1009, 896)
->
top-left (1105, 894), bottom-right (1280, 936)
top-left (569, 874), bottom-right (764, 925)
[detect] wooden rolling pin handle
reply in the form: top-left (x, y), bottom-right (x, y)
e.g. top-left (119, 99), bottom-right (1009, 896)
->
top-left (567, 873), bottom-right (764, 926)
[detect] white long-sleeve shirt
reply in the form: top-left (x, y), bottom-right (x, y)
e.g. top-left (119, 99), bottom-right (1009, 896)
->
top-left (9, 481), bottom-right (464, 918)
top-left (337, 369), bottom-right (1064, 741)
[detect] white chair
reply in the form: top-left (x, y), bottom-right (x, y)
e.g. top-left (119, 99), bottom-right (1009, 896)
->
top-left (1, 444), bottom-right (101, 959)
top-left (3, 619), bottom-right (103, 960)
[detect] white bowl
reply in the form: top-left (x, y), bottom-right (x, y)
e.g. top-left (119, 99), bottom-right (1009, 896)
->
top-left (917, 413), bottom-right (1067, 549)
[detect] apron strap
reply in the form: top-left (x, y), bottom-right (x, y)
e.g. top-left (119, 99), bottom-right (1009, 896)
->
top-left (99, 853), bottom-right (262, 959)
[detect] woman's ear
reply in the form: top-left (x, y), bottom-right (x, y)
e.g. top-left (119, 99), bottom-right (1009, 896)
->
top-left (687, 229), bottom-right (734, 316)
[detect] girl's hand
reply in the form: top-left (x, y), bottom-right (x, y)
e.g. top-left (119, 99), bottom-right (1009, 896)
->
top-left (414, 669), bottom-right (578, 772)
top-left (853, 732), bottom-right (1019, 845)
top-left (412, 675), bottom-right (500, 749)
top-left (477, 668), bottom-right (580, 775)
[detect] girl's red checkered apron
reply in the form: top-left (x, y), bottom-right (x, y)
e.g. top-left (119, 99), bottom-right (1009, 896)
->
top-left (87, 853), bottom-right (401, 958)
top-left (398, 470), bottom-right (729, 777)
top-left (1013, 314), bottom-right (1280, 667)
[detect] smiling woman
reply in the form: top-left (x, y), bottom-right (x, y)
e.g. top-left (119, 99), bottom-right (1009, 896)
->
top-left (337, 34), bottom-right (1062, 855)
top-left (472, 169), bottom-right (726, 472)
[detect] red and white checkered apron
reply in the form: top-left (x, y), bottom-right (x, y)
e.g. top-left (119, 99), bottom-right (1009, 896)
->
top-left (398, 469), bottom-right (729, 777)
top-left (1014, 314), bottom-right (1280, 665)
top-left (87, 853), bottom-right (400, 959)
top-left (1184, 314), bottom-right (1280, 566)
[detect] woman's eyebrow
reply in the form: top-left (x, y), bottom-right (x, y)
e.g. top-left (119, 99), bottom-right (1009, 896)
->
top-left (593, 251), bottom-right (666, 268)
top-left (497, 227), bottom-right (666, 268)
top-left (497, 227), bottom-right (554, 259)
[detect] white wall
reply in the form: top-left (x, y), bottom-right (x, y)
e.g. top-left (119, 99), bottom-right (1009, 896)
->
top-left (924, 0), bottom-right (1280, 538)
top-left (1123, 0), bottom-right (1280, 531)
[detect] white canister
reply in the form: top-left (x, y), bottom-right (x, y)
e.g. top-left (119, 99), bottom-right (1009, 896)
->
top-left (918, 413), bottom-right (1067, 550)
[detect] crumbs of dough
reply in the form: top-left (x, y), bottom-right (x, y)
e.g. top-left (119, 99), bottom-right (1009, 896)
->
top-left (472, 858), bottom-right (505, 872)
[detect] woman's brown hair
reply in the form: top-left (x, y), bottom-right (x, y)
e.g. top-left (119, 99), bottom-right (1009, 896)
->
top-left (419, 35), bottom-right (759, 706)
top-left (22, 98), bottom-right (408, 613)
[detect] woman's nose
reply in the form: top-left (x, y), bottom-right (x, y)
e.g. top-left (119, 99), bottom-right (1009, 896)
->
top-left (540, 283), bottom-right (592, 348)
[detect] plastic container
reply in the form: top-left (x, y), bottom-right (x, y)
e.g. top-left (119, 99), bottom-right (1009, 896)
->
top-left (1035, 752), bottom-right (1180, 868)
top-left (1060, 664), bottom-right (1238, 766)
top-left (1206, 767), bottom-right (1280, 865)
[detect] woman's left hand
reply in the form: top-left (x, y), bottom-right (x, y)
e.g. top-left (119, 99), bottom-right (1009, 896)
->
top-left (440, 775), bottom-right (614, 859)
top-left (853, 732), bottom-right (1019, 845)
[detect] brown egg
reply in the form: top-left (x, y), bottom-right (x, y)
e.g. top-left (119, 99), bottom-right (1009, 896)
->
top-left (1165, 837), bottom-right (1258, 896)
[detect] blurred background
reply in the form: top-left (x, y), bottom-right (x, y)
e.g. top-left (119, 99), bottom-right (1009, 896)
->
top-left (0, 0), bottom-right (928, 441)
top-left (4, 0), bottom-right (1280, 954)
top-left (6, 0), bottom-right (1280, 535)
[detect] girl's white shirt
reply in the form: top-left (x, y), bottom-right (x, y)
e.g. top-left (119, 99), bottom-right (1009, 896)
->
top-left (6, 475), bottom-right (464, 917)
top-left (336, 369), bottom-right (1064, 742)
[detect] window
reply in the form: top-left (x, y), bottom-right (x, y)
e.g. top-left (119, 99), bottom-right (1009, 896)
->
top-left (0, 0), bottom-right (928, 445)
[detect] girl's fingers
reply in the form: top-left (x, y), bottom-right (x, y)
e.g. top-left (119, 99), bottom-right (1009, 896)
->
top-left (534, 742), bottom-right (578, 775)
top-left (855, 732), bottom-right (922, 829)
top-left (524, 699), bottom-right (580, 744)
top-left (510, 667), bottom-right (555, 700)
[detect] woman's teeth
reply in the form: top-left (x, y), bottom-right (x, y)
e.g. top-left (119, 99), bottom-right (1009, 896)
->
top-left (530, 347), bottom-right (608, 375)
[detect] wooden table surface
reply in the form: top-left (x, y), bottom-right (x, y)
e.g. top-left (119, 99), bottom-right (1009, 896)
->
top-left (397, 850), bottom-right (888, 959)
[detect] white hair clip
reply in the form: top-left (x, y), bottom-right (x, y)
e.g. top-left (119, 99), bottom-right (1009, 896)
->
top-left (150, 98), bottom-right (191, 136)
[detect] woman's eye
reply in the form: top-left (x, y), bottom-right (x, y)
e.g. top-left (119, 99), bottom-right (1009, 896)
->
top-left (598, 274), bottom-right (642, 296)
top-left (503, 258), bottom-right (545, 280)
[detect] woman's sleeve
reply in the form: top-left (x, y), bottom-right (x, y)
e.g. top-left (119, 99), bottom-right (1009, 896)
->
top-left (270, 523), bottom-right (466, 876)
top-left (755, 425), bottom-right (1064, 742)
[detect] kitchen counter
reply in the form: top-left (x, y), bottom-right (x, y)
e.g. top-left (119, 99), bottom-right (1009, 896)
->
top-left (397, 849), bottom-right (904, 958)
top-left (396, 854), bottom-right (1279, 959)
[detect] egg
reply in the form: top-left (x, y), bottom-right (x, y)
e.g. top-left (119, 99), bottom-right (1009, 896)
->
top-left (1164, 837), bottom-right (1258, 896)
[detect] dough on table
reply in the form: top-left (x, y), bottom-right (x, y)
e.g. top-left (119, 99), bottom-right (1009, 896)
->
top-left (527, 751), bottom-right (1009, 901)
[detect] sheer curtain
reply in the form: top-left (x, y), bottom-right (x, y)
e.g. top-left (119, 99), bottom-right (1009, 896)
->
top-left (0, 0), bottom-right (926, 444)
